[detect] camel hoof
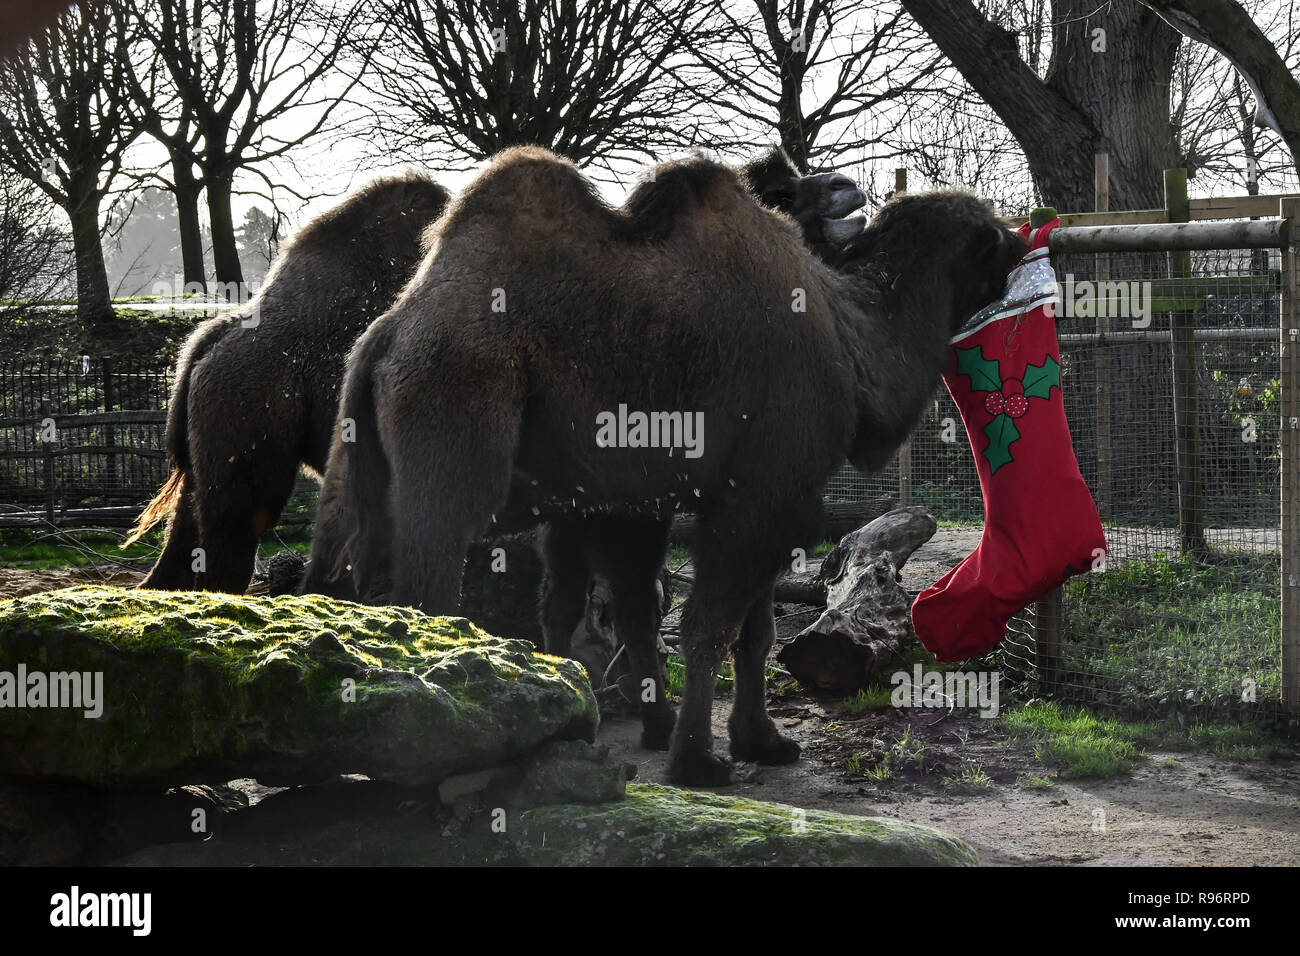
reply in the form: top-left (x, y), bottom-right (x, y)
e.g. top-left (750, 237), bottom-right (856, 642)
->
top-left (669, 748), bottom-right (735, 787)
top-left (641, 709), bottom-right (676, 751)
top-left (730, 732), bottom-right (801, 765)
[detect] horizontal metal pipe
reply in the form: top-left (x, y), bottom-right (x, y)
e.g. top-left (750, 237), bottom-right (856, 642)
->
top-left (1051, 219), bottom-right (1286, 253)
top-left (1058, 327), bottom-right (1278, 347)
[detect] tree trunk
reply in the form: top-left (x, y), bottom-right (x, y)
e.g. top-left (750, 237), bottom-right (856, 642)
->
top-left (901, 0), bottom-right (1181, 211)
top-left (66, 188), bottom-right (113, 327)
top-left (1044, 0), bottom-right (1181, 209)
top-left (172, 161), bottom-right (206, 292)
top-left (205, 171), bottom-right (243, 292)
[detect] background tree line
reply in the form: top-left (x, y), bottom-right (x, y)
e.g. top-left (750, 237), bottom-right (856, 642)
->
top-left (1, 0), bottom-right (1298, 327)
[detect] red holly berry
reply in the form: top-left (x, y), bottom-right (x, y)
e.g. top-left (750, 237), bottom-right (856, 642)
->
top-left (1004, 393), bottom-right (1029, 418)
top-left (984, 392), bottom-right (1005, 416)
top-left (1002, 377), bottom-right (1024, 397)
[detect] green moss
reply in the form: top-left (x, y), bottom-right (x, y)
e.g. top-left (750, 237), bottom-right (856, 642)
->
top-left (513, 783), bottom-right (978, 866)
top-left (0, 586), bottom-right (598, 787)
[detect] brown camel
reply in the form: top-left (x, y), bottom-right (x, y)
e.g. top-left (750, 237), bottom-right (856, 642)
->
top-left (126, 173), bottom-right (450, 592)
top-left (306, 146), bottom-right (1024, 785)
top-left (300, 148), bottom-right (866, 602)
top-left (135, 152), bottom-right (862, 597)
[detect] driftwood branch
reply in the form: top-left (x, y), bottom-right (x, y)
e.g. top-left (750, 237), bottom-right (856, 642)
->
top-left (776, 507), bottom-right (937, 693)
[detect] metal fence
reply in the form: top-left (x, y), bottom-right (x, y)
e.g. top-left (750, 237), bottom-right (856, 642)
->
top-left (831, 213), bottom-right (1295, 722)
top-left (1, 197), bottom-right (1296, 725)
top-left (0, 358), bottom-right (171, 524)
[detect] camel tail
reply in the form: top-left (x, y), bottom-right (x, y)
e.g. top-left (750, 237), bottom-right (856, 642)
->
top-left (122, 318), bottom-right (229, 547)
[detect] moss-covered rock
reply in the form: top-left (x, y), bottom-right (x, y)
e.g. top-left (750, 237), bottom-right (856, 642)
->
top-left (0, 586), bottom-right (597, 787)
top-left (512, 784), bottom-right (978, 866)
top-left (113, 781), bottom-right (976, 866)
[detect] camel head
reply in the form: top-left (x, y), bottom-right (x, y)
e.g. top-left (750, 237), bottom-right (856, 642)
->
top-left (742, 147), bottom-right (868, 258)
top-left (838, 190), bottom-right (1026, 333)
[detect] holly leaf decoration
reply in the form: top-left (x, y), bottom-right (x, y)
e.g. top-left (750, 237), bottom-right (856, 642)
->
top-left (1023, 355), bottom-right (1061, 400)
top-left (982, 414), bottom-right (1020, 474)
top-left (955, 345), bottom-right (1001, 393)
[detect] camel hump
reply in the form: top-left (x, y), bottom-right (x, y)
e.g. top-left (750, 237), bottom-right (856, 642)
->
top-left (281, 171), bottom-right (450, 260)
top-left (620, 156), bottom-right (761, 241)
top-left (438, 146), bottom-right (607, 237)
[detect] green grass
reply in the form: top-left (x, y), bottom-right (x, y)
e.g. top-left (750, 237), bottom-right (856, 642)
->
top-left (664, 654), bottom-right (733, 697)
top-left (1185, 721), bottom-right (1296, 760)
top-left (840, 751), bottom-right (894, 781)
top-left (840, 727), bottom-right (928, 782)
top-left (1003, 701), bottom-right (1153, 778)
top-left (839, 686), bottom-right (895, 713)
top-left (0, 528), bottom-right (310, 571)
top-left (1005, 701), bottom-right (1295, 777)
top-left (1061, 550), bottom-right (1281, 710)
top-left (942, 760), bottom-right (991, 793)
top-left (1015, 774), bottom-right (1056, 789)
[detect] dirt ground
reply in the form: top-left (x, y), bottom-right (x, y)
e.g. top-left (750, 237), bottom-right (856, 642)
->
top-left (4, 541), bottom-right (1298, 867)
top-left (599, 703), bottom-right (1300, 866)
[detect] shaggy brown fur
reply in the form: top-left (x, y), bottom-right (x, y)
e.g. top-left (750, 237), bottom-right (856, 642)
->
top-left (307, 146), bottom-right (1023, 785)
top-left (128, 173), bottom-right (450, 592)
top-left (301, 148), bottom-right (864, 606)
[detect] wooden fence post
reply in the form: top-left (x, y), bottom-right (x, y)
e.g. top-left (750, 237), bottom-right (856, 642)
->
top-left (895, 167), bottom-right (912, 507)
top-left (1165, 169), bottom-right (1208, 557)
top-left (1280, 197), bottom-right (1300, 714)
top-left (1094, 153), bottom-right (1112, 521)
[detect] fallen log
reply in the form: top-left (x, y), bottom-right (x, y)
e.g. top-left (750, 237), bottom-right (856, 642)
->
top-left (776, 507), bottom-right (937, 693)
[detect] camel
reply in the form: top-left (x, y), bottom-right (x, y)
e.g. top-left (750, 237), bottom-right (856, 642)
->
top-left (126, 173), bottom-right (451, 591)
top-left (307, 146), bottom-right (1025, 785)
top-left (134, 151), bottom-right (862, 598)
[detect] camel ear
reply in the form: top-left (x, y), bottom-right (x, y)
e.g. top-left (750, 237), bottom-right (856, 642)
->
top-left (742, 147), bottom-right (799, 210)
top-left (970, 223), bottom-right (1023, 269)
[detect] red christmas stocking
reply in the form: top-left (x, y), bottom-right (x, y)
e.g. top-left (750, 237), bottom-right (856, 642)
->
top-left (911, 218), bottom-right (1106, 662)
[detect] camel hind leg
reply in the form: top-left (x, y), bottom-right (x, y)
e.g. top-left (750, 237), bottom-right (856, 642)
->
top-left (538, 517), bottom-right (590, 659)
top-left (728, 584), bottom-right (801, 764)
top-left (585, 517), bottom-right (675, 750)
top-left (385, 368), bottom-right (524, 614)
top-left (137, 477), bottom-right (199, 590)
top-left (190, 448), bottom-right (299, 593)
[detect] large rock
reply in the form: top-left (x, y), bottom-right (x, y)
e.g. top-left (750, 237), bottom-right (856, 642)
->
top-left (113, 782), bottom-right (977, 866)
top-left (0, 586), bottom-right (597, 787)
top-left (513, 784), bottom-right (978, 866)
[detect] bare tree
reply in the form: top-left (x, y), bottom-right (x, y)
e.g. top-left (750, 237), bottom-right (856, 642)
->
top-left (689, 0), bottom-right (944, 173)
top-left (0, 3), bottom-right (142, 325)
top-left (0, 163), bottom-right (73, 316)
top-left (878, 82), bottom-right (1035, 212)
top-left (1149, 0), bottom-right (1300, 189)
top-left (119, 0), bottom-right (373, 290)
top-left (1143, 0), bottom-right (1300, 183)
top-left (362, 0), bottom-right (717, 174)
top-left (901, 0), bottom-right (1182, 211)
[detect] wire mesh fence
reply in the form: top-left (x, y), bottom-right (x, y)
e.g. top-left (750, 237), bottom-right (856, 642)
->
top-left (0, 231), bottom-right (1291, 724)
top-left (0, 358), bottom-right (172, 521)
top-left (829, 239), bottom-right (1287, 722)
